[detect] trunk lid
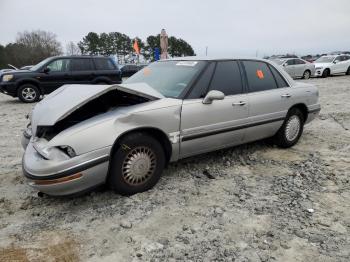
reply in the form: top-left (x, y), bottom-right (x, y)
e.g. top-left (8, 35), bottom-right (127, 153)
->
top-left (31, 83), bottom-right (164, 132)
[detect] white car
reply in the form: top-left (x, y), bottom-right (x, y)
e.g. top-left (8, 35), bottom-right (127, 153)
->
top-left (314, 54), bottom-right (350, 77)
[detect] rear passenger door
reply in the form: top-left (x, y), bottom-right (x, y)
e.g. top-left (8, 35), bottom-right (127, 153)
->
top-left (180, 61), bottom-right (249, 158)
top-left (294, 59), bottom-right (306, 78)
top-left (94, 58), bottom-right (120, 83)
top-left (241, 60), bottom-right (292, 142)
top-left (283, 59), bottom-right (296, 78)
top-left (70, 58), bottom-right (95, 84)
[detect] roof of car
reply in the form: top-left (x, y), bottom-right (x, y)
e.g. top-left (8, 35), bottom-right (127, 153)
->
top-left (163, 56), bottom-right (271, 62)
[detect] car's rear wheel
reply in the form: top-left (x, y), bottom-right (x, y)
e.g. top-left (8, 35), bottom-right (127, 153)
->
top-left (346, 67), bottom-right (350, 75)
top-left (108, 133), bottom-right (165, 195)
top-left (302, 70), bottom-right (311, 79)
top-left (322, 68), bottom-right (329, 78)
top-left (17, 84), bottom-right (40, 103)
top-left (273, 108), bottom-right (304, 148)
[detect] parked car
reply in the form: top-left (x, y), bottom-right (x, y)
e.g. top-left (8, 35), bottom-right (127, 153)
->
top-left (0, 56), bottom-right (122, 103)
top-left (271, 58), bottom-right (315, 79)
top-left (21, 57), bottom-right (320, 196)
top-left (119, 64), bottom-right (144, 77)
top-left (313, 54), bottom-right (350, 77)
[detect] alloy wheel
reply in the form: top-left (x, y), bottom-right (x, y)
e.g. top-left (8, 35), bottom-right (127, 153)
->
top-left (21, 87), bottom-right (37, 101)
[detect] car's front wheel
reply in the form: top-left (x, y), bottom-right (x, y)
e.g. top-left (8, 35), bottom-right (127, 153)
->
top-left (322, 68), bottom-right (329, 78)
top-left (17, 84), bottom-right (40, 103)
top-left (273, 108), bottom-right (304, 148)
top-left (302, 70), bottom-right (311, 79)
top-left (108, 132), bottom-right (165, 195)
top-left (346, 67), bottom-right (350, 75)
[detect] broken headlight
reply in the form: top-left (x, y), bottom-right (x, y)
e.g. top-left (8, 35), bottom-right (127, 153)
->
top-left (58, 146), bottom-right (77, 158)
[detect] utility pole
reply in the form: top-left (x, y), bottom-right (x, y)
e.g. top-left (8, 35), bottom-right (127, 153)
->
top-left (205, 46), bottom-right (208, 56)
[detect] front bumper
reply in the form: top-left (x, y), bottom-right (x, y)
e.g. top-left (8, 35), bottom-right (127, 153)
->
top-left (0, 82), bottom-right (17, 97)
top-left (22, 142), bottom-right (111, 196)
top-left (314, 68), bottom-right (324, 77)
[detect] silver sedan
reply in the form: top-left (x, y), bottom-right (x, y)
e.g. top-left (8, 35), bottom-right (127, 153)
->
top-left (22, 57), bottom-right (321, 196)
top-left (272, 58), bottom-right (316, 79)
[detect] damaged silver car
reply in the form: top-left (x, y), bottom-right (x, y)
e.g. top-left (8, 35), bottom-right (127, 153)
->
top-left (22, 58), bottom-right (321, 196)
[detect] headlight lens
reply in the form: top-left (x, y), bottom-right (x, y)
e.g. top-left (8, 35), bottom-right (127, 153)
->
top-left (59, 146), bottom-right (77, 158)
top-left (2, 74), bottom-right (14, 82)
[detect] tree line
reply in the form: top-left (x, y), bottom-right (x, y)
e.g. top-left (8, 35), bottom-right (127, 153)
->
top-left (0, 30), bottom-right (195, 68)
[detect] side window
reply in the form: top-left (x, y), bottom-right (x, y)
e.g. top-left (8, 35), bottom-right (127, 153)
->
top-left (70, 59), bottom-right (94, 71)
top-left (187, 62), bottom-right (215, 99)
top-left (94, 58), bottom-right (116, 70)
top-left (208, 61), bottom-right (243, 96)
top-left (46, 59), bottom-right (70, 72)
top-left (243, 61), bottom-right (277, 92)
top-left (296, 59), bottom-right (306, 64)
top-left (286, 59), bottom-right (295, 66)
top-left (268, 64), bottom-right (289, 88)
top-left (334, 56), bottom-right (342, 62)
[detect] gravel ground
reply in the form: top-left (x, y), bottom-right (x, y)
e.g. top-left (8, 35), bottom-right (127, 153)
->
top-left (0, 76), bottom-right (349, 262)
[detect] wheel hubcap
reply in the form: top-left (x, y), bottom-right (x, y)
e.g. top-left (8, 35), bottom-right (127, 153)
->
top-left (22, 87), bottom-right (36, 101)
top-left (304, 71), bottom-right (310, 79)
top-left (122, 146), bottom-right (156, 185)
top-left (285, 115), bottom-right (301, 142)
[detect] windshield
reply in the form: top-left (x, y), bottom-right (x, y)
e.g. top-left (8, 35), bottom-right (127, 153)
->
top-left (315, 56), bottom-right (335, 63)
top-left (271, 59), bottom-right (285, 65)
top-left (124, 60), bottom-right (206, 98)
top-left (30, 57), bottom-right (53, 71)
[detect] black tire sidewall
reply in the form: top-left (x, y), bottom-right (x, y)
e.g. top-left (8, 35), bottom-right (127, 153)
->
top-left (108, 133), bottom-right (165, 195)
top-left (322, 69), bottom-right (329, 78)
top-left (346, 67), bottom-right (350, 75)
top-left (275, 108), bottom-right (304, 148)
top-left (17, 84), bottom-right (40, 103)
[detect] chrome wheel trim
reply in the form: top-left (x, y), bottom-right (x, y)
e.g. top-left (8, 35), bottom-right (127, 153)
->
top-left (122, 146), bottom-right (156, 186)
top-left (285, 115), bottom-right (301, 142)
top-left (304, 71), bottom-right (310, 79)
top-left (21, 87), bottom-right (36, 101)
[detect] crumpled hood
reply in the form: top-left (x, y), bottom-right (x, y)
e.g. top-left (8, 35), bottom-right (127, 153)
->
top-left (31, 83), bottom-right (164, 133)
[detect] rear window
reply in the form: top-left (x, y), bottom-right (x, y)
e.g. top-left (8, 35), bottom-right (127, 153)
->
top-left (243, 61), bottom-right (277, 92)
top-left (94, 58), bottom-right (116, 70)
top-left (70, 58), bottom-right (94, 71)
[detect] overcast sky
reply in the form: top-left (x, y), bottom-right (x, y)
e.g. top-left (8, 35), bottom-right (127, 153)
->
top-left (1, 0), bottom-right (349, 57)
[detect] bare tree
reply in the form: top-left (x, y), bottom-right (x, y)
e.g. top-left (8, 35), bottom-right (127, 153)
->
top-left (16, 30), bottom-right (62, 65)
top-left (65, 41), bottom-right (81, 55)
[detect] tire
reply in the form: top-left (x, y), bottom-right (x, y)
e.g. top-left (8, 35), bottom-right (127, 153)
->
top-left (302, 70), bottom-right (311, 79)
top-left (322, 69), bottom-right (329, 78)
top-left (17, 84), bottom-right (40, 103)
top-left (273, 108), bottom-right (304, 148)
top-left (346, 67), bottom-right (350, 75)
top-left (108, 132), bottom-right (166, 195)
top-left (95, 81), bottom-right (109, 85)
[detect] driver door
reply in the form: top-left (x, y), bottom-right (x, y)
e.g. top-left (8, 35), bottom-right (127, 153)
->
top-left (180, 61), bottom-right (249, 158)
top-left (39, 58), bottom-right (72, 93)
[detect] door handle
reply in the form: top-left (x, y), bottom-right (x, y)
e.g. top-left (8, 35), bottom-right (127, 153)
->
top-left (232, 101), bottom-right (246, 106)
top-left (281, 94), bottom-right (291, 98)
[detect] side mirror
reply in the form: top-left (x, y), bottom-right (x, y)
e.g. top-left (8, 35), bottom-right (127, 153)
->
top-left (202, 90), bottom-right (225, 104)
top-left (283, 63), bottom-right (288, 67)
top-left (333, 61), bottom-right (338, 64)
top-left (43, 67), bottom-right (50, 73)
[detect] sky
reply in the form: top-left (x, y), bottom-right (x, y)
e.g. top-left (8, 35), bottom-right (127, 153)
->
top-left (0, 0), bottom-right (350, 57)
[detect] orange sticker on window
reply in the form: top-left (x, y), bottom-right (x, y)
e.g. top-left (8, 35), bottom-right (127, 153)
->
top-left (256, 70), bottom-right (264, 79)
top-left (143, 67), bottom-right (151, 76)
